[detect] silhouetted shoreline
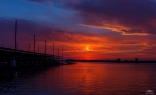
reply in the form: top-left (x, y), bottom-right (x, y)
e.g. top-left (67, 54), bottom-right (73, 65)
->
top-left (73, 60), bottom-right (156, 63)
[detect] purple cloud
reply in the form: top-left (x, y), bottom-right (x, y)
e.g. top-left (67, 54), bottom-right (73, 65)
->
top-left (66, 0), bottom-right (156, 35)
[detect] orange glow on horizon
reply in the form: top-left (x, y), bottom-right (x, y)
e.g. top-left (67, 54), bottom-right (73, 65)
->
top-left (85, 45), bottom-right (90, 51)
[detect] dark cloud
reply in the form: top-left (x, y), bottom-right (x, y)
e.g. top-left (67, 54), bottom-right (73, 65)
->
top-left (66, 0), bottom-right (156, 35)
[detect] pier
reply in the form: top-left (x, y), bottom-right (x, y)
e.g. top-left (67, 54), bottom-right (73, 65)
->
top-left (0, 47), bottom-right (60, 67)
top-left (0, 21), bottom-right (63, 68)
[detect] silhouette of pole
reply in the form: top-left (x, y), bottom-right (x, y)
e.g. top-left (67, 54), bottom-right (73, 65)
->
top-left (58, 48), bottom-right (59, 61)
top-left (62, 47), bottom-right (63, 63)
top-left (15, 21), bottom-right (17, 50)
top-left (45, 40), bottom-right (46, 54)
top-left (34, 35), bottom-right (35, 52)
top-left (53, 43), bottom-right (54, 55)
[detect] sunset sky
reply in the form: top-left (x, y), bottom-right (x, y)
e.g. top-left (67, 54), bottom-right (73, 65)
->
top-left (0, 0), bottom-right (156, 60)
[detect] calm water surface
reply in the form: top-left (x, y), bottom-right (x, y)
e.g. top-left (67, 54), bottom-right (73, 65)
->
top-left (0, 62), bottom-right (156, 95)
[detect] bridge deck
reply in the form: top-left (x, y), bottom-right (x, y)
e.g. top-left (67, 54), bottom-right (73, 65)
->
top-left (0, 47), bottom-right (60, 67)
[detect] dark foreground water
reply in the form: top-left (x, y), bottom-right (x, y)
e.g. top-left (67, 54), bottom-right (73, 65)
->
top-left (0, 62), bottom-right (156, 95)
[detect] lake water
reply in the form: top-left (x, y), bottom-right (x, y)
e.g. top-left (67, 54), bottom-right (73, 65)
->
top-left (0, 62), bottom-right (156, 95)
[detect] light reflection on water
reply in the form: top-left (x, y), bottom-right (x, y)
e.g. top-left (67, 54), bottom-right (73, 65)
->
top-left (0, 62), bottom-right (156, 95)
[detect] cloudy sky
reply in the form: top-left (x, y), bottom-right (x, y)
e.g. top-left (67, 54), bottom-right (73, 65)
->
top-left (0, 0), bottom-right (156, 60)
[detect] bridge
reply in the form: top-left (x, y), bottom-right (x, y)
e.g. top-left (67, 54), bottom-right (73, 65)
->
top-left (0, 47), bottom-right (61, 67)
top-left (0, 21), bottom-right (63, 68)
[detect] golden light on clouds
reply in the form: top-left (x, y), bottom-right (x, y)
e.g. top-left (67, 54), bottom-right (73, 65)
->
top-left (85, 45), bottom-right (89, 51)
top-left (85, 45), bottom-right (93, 52)
top-left (80, 23), bottom-right (150, 36)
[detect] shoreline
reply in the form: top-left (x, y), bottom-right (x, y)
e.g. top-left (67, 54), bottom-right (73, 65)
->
top-left (74, 60), bottom-right (156, 63)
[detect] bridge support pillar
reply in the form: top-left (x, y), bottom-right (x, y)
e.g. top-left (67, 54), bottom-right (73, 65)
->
top-left (10, 60), bottom-right (16, 67)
